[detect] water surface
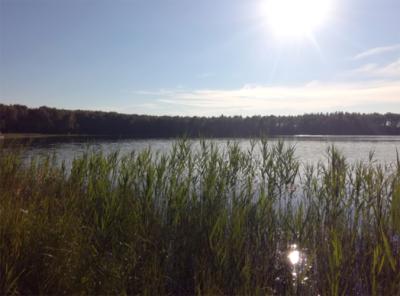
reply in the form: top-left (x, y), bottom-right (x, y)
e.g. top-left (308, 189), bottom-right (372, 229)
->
top-left (6, 135), bottom-right (400, 166)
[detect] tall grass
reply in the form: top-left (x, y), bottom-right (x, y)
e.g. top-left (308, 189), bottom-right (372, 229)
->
top-left (0, 140), bottom-right (399, 295)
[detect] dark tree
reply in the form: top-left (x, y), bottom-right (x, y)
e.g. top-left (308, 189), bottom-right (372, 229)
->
top-left (0, 104), bottom-right (399, 137)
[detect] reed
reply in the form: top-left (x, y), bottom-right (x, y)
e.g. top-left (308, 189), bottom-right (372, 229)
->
top-left (0, 140), bottom-right (399, 295)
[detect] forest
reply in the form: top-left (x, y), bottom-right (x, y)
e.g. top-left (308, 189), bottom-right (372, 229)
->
top-left (1, 104), bottom-right (400, 137)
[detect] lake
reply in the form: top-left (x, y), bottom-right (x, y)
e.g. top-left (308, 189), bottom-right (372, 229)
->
top-left (6, 135), bottom-right (400, 166)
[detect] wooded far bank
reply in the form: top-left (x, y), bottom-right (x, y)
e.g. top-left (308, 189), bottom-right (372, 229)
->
top-left (1, 104), bottom-right (400, 137)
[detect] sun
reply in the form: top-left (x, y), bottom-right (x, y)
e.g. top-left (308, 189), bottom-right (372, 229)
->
top-left (263, 0), bottom-right (332, 39)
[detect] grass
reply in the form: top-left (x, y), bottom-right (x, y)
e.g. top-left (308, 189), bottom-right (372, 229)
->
top-left (0, 139), bottom-right (399, 295)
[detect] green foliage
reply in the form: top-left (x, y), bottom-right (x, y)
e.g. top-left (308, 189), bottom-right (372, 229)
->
top-left (0, 140), bottom-right (399, 295)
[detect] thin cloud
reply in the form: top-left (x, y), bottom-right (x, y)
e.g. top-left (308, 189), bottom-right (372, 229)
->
top-left (128, 60), bottom-right (400, 116)
top-left (353, 44), bottom-right (400, 60)
top-left (346, 58), bottom-right (400, 79)
top-left (130, 80), bottom-right (400, 116)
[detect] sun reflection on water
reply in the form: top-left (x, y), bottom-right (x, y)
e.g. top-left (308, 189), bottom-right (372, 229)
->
top-left (288, 248), bottom-right (300, 265)
top-left (288, 244), bottom-right (302, 266)
top-left (287, 243), bottom-right (311, 286)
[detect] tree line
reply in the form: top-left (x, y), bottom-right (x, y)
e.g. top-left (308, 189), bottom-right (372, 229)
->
top-left (1, 104), bottom-right (399, 137)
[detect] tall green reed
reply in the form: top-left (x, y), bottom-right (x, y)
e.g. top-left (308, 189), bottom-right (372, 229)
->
top-left (0, 140), bottom-right (399, 295)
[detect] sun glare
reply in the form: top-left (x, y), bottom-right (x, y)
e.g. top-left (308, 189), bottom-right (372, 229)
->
top-left (263, 0), bottom-right (332, 39)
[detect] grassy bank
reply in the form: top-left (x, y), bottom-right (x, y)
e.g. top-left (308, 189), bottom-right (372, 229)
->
top-left (0, 140), bottom-right (399, 295)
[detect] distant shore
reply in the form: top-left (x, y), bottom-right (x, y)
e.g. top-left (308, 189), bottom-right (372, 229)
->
top-left (1, 104), bottom-right (400, 138)
top-left (0, 133), bottom-right (91, 139)
top-left (2, 133), bottom-right (400, 141)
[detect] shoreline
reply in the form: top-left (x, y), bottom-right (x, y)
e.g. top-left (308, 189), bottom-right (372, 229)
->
top-left (0, 133), bottom-right (94, 139)
top-left (1, 133), bottom-right (400, 140)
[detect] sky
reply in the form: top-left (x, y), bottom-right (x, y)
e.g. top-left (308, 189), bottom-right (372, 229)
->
top-left (0, 0), bottom-right (400, 116)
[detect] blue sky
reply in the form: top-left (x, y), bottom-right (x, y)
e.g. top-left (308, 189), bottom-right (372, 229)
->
top-left (1, 0), bottom-right (399, 115)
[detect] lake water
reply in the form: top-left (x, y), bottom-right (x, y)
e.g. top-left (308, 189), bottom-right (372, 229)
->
top-left (6, 135), bottom-right (400, 167)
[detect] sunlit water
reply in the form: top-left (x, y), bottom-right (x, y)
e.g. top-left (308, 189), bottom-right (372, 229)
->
top-left (287, 244), bottom-right (311, 286)
top-left (9, 135), bottom-right (400, 167)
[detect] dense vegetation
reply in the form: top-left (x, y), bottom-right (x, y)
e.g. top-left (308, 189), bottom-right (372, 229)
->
top-left (1, 140), bottom-right (399, 295)
top-left (1, 104), bottom-right (400, 137)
